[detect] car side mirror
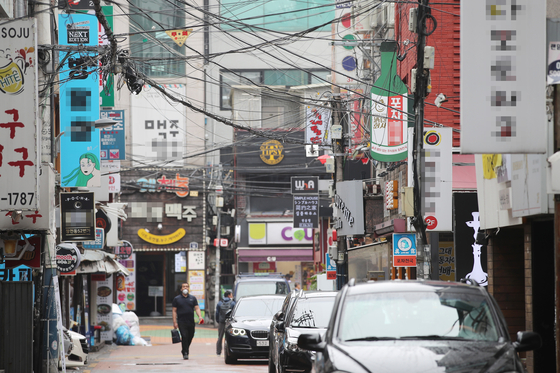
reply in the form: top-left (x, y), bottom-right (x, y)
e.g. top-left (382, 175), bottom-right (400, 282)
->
top-left (274, 311), bottom-right (284, 321)
top-left (225, 309), bottom-right (232, 318)
top-left (275, 321), bottom-right (285, 333)
top-left (513, 331), bottom-right (542, 352)
top-left (297, 333), bottom-right (326, 352)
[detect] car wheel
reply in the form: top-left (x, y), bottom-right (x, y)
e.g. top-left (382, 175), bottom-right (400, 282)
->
top-left (224, 341), bottom-right (237, 364)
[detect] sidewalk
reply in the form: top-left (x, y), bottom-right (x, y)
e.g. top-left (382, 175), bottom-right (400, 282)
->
top-left (138, 316), bottom-right (218, 345)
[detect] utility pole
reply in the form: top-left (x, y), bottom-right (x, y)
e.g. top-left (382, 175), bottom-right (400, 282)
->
top-left (332, 97), bottom-right (347, 290)
top-left (412, 0), bottom-right (430, 278)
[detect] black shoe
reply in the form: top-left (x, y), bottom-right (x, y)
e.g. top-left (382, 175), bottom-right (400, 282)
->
top-left (183, 353), bottom-right (188, 360)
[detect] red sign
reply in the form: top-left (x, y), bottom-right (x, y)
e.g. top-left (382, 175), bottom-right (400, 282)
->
top-left (394, 256), bottom-right (417, 267)
top-left (425, 216), bottom-right (438, 230)
top-left (327, 271), bottom-right (336, 280)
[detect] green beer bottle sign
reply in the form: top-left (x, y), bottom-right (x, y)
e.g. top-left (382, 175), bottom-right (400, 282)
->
top-left (370, 41), bottom-right (411, 162)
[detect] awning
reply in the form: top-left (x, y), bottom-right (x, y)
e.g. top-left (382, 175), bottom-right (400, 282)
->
top-left (77, 250), bottom-right (131, 276)
top-left (237, 247), bottom-right (313, 262)
top-left (453, 154), bottom-right (476, 190)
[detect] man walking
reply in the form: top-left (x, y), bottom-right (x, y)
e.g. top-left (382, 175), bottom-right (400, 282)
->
top-left (173, 282), bottom-right (203, 359)
top-left (215, 290), bottom-right (235, 356)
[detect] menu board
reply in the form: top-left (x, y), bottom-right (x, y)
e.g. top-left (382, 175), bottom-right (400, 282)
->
top-left (95, 278), bottom-right (113, 341)
top-left (188, 270), bottom-right (205, 311)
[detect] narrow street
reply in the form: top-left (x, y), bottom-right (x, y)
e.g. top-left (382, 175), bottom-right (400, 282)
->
top-left (75, 318), bottom-right (268, 373)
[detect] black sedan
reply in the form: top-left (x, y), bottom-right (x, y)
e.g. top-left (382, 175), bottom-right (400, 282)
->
top-left (298, 279), bottom-right (542, 373)
top-left (269, 291), bottom-right (337, 373)
top-left (224, 294), bottom-right (285, 364)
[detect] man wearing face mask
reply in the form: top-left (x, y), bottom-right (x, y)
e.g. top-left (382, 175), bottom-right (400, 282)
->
top-left (172, 282), bottom-right (203, 359)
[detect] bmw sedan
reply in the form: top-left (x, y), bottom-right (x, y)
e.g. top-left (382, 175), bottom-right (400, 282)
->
top-left (298, 279), bottom-right (542, 373)
top-left (269, 291), bottom-right (337, 373)
top-left (224, 294), bottom-right (285, 364)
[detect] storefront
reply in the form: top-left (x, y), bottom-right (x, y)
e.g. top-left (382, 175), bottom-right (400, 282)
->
top-left (120, 169), bottom-right (206, 317)
top-left (237, 220), bottom-right (314, 289)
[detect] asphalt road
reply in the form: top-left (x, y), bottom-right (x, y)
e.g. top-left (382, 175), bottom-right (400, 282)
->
top-left (64, 318), bottom-right (269, 373)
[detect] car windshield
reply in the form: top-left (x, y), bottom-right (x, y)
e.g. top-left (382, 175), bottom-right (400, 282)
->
top-left (236, 281), bottom-right (289, 299)
top-left (234, 297), bottom-right (285, 318)
top-left (290, 297), bottom-right (335, 328)
top-left (338, 291), bottom-right (500, 342)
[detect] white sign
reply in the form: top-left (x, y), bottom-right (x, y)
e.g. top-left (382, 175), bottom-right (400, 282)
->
top-left (188, 250), bottom-right (204, 270)
top-left (0, 19), bottom-right (40, 210)
top-left (422, 128), bottom-right (452, 231)
top-left (461, 0), bottom-right (547, 153)
top-left (267, 222), bottom-right (313, 245)
top-left (131, 84), bottom-right (186, 167)
top-left (511, 154), bottom-right (548, 217)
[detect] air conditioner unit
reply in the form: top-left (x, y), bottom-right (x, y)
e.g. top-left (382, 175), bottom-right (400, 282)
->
top-left (385, 3), bottom-right (395, 27)
top-left (352, 0), bottom-right (380, 32)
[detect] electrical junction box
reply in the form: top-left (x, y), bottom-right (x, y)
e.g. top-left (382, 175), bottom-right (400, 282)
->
top-left (409, 8), bottom-right (417, 32)
top-left (424, 46), bottom-right (435, 69)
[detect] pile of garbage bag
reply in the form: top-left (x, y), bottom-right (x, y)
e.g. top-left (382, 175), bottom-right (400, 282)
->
top-left (112, 304), bottom-right (150, 346)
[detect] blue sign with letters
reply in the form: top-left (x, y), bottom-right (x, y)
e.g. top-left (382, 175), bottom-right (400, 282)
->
top-left (100, 110), bottom-right (125, 160)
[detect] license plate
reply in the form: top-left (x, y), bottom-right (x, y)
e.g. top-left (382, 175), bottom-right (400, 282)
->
top-left (256, 340), bottom-right (269, 347)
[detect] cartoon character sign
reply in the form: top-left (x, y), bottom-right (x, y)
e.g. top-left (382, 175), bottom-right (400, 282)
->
top-left (62, 152), bottom-right (101, 187)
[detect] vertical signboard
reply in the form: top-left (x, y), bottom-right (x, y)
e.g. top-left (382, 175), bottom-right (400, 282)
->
top-left (392, 233), bottom-right (417, 267)
top-left (333, 180), bottom-right (364, 236)
top-left (305, 106), bottom-right (332, 146)
top-left (438, 241), bottom-right (456, 281)
top-left (422, 128), bottom-right (452, 231)
top-left (58, 13), bottom-right (101, 188)
top-left (0, 19), bottom-right (40, 210)
top-left (188, 270), bottom-right (205, 311)
top-left (117, 253), bottom-right (136, 311)
top-left (370, 41), bottom-right (410, 162)
top-left (293, 195), bottom-right (319, 229)
top-left (96, 278), bottom-right (113, 341)
top-left (60, 192), bottom-right (96, 241)
top-left (454, 193), bottom-right (488, 286)
top-left (461, 1), bottom-right (546, 153)
top-left (130, 84), bottom-right (186, 167)
top-left (100, 110), bottom-right (125, 160)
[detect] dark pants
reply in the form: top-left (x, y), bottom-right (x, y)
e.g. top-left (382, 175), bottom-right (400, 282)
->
top-left (216, 322), bottom-right (226, 354)
top-left (178, 322), bottom-right (195, 356)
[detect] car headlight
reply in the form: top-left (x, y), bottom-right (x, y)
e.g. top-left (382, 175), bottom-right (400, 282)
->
top-left (227, 327), bottom-right (247, 337)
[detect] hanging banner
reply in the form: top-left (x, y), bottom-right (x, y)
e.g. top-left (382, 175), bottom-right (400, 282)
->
top-left (0, 19), bottom-right (40, 211)
top-left (370, 41), bottom-right (411, 162)
top-left (422, 128), bottom-right (452, 231)
top-left (58, 13), bottom-right (101, 188)
top-left (305, 106), bottom-right (332, 146)
top-left (461, 0), bottom-right (546, 153)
